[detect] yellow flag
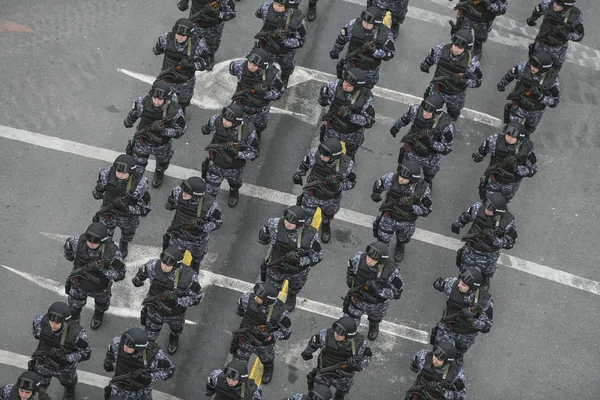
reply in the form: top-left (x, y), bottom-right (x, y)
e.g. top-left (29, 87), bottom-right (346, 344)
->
top-left (182, 250), bottom-right (192, 267)
top-left (383, 11), bottom-right (392, 29)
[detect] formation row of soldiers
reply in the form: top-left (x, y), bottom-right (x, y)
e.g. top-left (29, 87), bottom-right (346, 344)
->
top-left (3, 0), bottom-right (586, 399)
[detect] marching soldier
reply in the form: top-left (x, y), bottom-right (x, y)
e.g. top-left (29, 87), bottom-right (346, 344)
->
top-left (205, 360), bottom-right (263, 399)
top-left (0, 371), bottom-right (50, 400)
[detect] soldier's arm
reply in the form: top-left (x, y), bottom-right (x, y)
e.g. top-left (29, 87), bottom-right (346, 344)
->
top-left (447, 368), bottom-right (467, 400)
top-left (304, 329), bottom-right (328, 353)
top-left (295, 148), bottom-right (316, 176)
top-left (104, 254), bottom-right (126, 282)
top-left (499, 219), bottom-right (517, 250)
top-left (134, 260), bottom-right (152, 283)
top-left (164, 107), bottom-right (187, 139)
top-left (265, 68), bottom-right (285, 100)
top-left (238, 127), bottom-right (259, 161)
top-left (373, 31), bottom-right (395, 60)
top-left (498, 62), bottom-right (524, 88)
top-left (302, 233), bottom-right (323, 267)
top-left (331, 21), bottom-right (353, 55)
top-left (228, 59), bottom-right (245, 81)
top-left (63, 236), bottom-right (79, 262)
top-left (194, 39), bottom-right (211, 71)
top-left (219, 0), bottom-right (236, 21)
top-left (251, 386), bottom-right (264, 400)
top-left (273, 309), bottom-right (292, 340)
top-left (340, 160), bottom-right (357, 191)
top-left (165, 187), bottom-right (180, 210)
top-left (149, 349), bottom-right (175, 381)
top-left (517, 147), bottom-right (538, 178)
top-left (488, 0), bottom-right (508, 15)
top-left (473, 134), bottom-right (495, 159)
top-left (474, 296), bottom-right (494, 331)
top-left (393, 104), bottom-right (418, 130)
top-left (178, 274), bottom-right (203, 308)
top-left (465, 58), bottom-right (483, 88)
top-left (380, 268), bottom-right (404, 300)
top-left (348, 94), bottom-right (375, 127)
top-left (255, 2), bottom-right (270, 21)
top-left (455, 204), bottom-right (478, 228)
top-left (262, 218), bottom-right (279, 244)
top-left (282, 18), bottom-right (306, 49)
top-left (433, 121), bottom-right (455, 155)
top-left (346, 252), bottom-right (362, 287)
top-left (65, 329), bottom-right (92, 363)
top-left (203, 200), bottom-right (223, 232)
top-left (541, 78), bottom-right (560, 107)
top-left (94, 168), bottom-right (110, 195)
top-left (129, 178), bottom-right (152, 216)
top-left (124, 97), bottom-right (145, 128)
top-left (411, 349), bottom-right (429, 373)
top-left (104, 337), bottom-right (119, 364)
top-left (153, 33), bottom-right (169, 55)
top-left (206, 369), bottom-right (222, 392)
top-left (423, 44), bottom-right (445, 67)
top-left (177, 0), bottom-right (190, 10)
top-left (412, 185), bottom-right (432, 216)
top-left (373, 172), bottom-right (394, 194)
top-left (355, 342), bottom-right (372, 371)
top-left (568, 14), bottom-right (584, 42)
top-left (528, 0), bottom-right (549, 22)
top-left (237, 292), bottom-right (252, 315)
top-left (31, 314), bottom-right (44, 340)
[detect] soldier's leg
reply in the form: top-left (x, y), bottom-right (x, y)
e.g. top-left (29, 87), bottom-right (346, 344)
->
top-left (340, 131), bottom-right (365, 162)
top-left (320, 197), bottom-right (342, 244)
top-left (205, 162), bottom-right (226, 197)
top-left (265, 268), bottom-right (286, 291)
top-left (421, 154), bottom-right (441, 188)
top-left (300, 192), bottom-right (319, 225)
top-left (472, 21), bottom-right (492, 58)
top-left (132, 141), bottom-right (151, 176)
top-left (454, 333), bottom-right (478, 361)
top-left (331, 376), bottom-right (355, 399)
top-left (189, 239), bottom-right (209, 273)
top-left (500, 180), bottom-right (522, 203)
top-left (145, 310), bottom-right (165, 342)
top-left (67, 286), bottom-right (88, 323)
top-left (366, 301), bottom-right (389, 340)
top-left (166, 314), bottom-right (185, 355)
top-left (323, 127), bottom-right (342, 143)
top-left (550, 45), bottom-right (567, 72)
top-left (152, 142), bottom-right (174, 188)
top-left (394, 220), bottom-right (416, 262)
top-left (33, 364), bottom-right (54, 392)
top-left (376, 214), bottom-right (395, 245)
top-left (174, 77), bottom-right (196, 114)
top-left (98, 215), bottom-right (117, 241)
top-left (363, 68), bottom-right (380, 90)
top-left (523, 109), bottom-right (545, 134)
top-left (307, 0), bottom-right (318, 22)
top-left (256, 343), bottom-right (276, 384)
top-left (286, 269), bottom-right (310, 311)
top-left (225, 168), bottom-right (245, 208)
top-left (90, 288), bottom-right (111, 330)
top-left (344, 297), bottom-right (366, 327)
top-left (434, 323), bottom-right (458, 348)
top-left (56, 366), bottom-right (78, 400)
top-left (445, 93), bottom-right (466, 120)
top-left (232, 339), bottom-right (253, 362)
top-left (118, 215), bottom-right (140, 258)
top-left (204, 25), bottom-right (224, 71)
top-left (278, 52), bottom-right (297, 88)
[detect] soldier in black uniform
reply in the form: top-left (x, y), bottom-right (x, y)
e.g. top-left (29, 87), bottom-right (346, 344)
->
top-left (205, 360), bottom-right (263, 399)
top-left (30, 302), bottom-right (92, 400)
top-left (132, 246), bottom-right (203, 355)
top-left (231, 282), bottom-right (292, 385)
top-left (63, 222), bottom-right (126, 329)
top-left (124, 80), bottom-right (186, 188)
top-left (0, 371), bottom-right (50, 400)
top-left (301, 316), bottom-right (372, 400)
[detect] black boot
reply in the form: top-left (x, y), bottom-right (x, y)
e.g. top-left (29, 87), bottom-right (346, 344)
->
top-left (321, 221), bottom-right (331, 243)
top-left (90, 309), bottom-right (104, 330)
top-left (63, 385), bottom-right (75, 400)
top-left (119, 239), bottom-right (129, 259)
top-left (70, 307), bottom-right (82, 323)
top-left (394, 242), bottom-right (405, 262)
top-left (473, 41), bottom-right (483, 59)
top-left (262, 362), bottom-right (274, 384)
top-left (286, 292), bottom-right (297, 312)
top-left (206, 53), bottom-right (215, 71)
top-left (167, 333), bottom-right (179, 355)
top-left (391, 22), bottom-right (400, 39)
top-left (190, 259), bottom-right (201, 274)
top-left (228, 188), bottom-right (239, 207)
top-left (152, 170), bottom-right (165, 188)
top-left (368, 320), bottom-right (380, 341)
top-left (424, 174), bottom-right (434, 192)
top-left (281, 73), bottom-right (291, 88)
top-left (307, 0), bottom-right (317, 21)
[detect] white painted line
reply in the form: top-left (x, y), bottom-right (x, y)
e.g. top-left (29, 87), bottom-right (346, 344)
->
top-left (1, 125), bottom-right (598, 297)
top-left (0, 349), bottom-right (182, 400)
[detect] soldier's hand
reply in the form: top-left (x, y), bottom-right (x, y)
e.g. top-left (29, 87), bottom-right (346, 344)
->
top-left (472, 152), bottom-right (484, 162)
top-left (325, 174), bottom-right (339, 184)
top-left (163, 290), bottom-right (179, 301)
top-left (370, 192), bottom-right (382, 203)
top-left (181, 57), bottom-right (196, 68)
top-left (362, 40), bottom-right (376, 52)
top-left (132, 277), bottom-right (144, 287)
top-left (134, 369), bottom-right (152, 381)
top-left (346, 355), bottom-right (360, 366)
top-left (178, 2), bottom-right (189, 11)
top-left (451, 223), bottom-right (461, 235)
top-left (496, 82), bottom-right (506, 92)
top-left (292, 173), bottom-right (303, 185)
top-left (205, 384), bottom-right (216, 397)
top-left (338, 106), bottom-right (351, 119)
top-left (432, 277), bottom-right (445, 291)
top-left (462, 306), bottom-right (477, 317)
top-left (390, 126), bottom-right (400, 138)
top-left (301, 350), bottom-right (313, 361)
top-left (529, 85), bottom-right (543, 99)
top-left (427, 381), bottom-right (443, 393)
top-left (526, 17), bottom-right (537, 27)
top-left (451, 74), bottom-right (466, 85)
top-left (420, 61), bottom-right (430, 73)
top-left (92, 190), bottom-right (104, 200)
top-left (253, 82), bottom-right (269, 94)
top-left (504, 155), bottom-right (518, 171)
top-left (103, 359), bottom-right (115, 372)
top-left (152, 120), bottom-right (165, 133)
top-left (329, 50), bottom-right (339, 60)
top-left (124, 118), bottom-right (134, 128)
top-left (264, 335), bottom-right (276, 344)
top-left (201, 124), bottom-right (211, 135)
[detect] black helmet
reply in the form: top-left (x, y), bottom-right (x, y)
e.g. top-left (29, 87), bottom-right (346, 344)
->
top-left (433, 341), bottom-right (457, 363)
top-left (365, 241), bottom-right (389, 261)
top-left (181, 176), bottom-right (206, 197)
top-left (421, 94), bottom-right (444, 114)
top-left (458, 268), bottom-right (483, 290)
top-left (555, 0), bottom-right (575, 9)
top-left (332, 316), bottom-right (357, 339)
top-left (397, 160), bottom-right (422, 183)
top-left (253, 282), bottom-right (279, 305)
top-left (17, 371), bottom-right (43, 392)
top-left (318, 138), bottom-right (343, 159)
top-left (85, 222), bottom-right (109, 244)
top-left (288, 0), bottom-right (301, 8)
top-left (246, 47), bottom-right (271, 68)
top-left (160, 246), bottom-right (183, 266)
top-left (283, 205), bottom-right (307, 225)
top-left (223, 360), bottom-right (249, 381)
top-left (149, 80), bottom-right (171, 100)
top-left (342, 68), bottom-right (367, 89)
top-left (529, 51), bottom-right (553, 74)
top-left (113, 154), bottom-right (136, 174)
top-left (361, 6), bottom-right (384, 25)
top-left (222, 103), bottom-right (244, 127)
top-left (122, 327), bottom-right (149, 350)
top-left (308, 384), bottom-right (333, 400)
top-left (47, 301), bottom-right (72, 324)
top-left (485, 192), bottom-right (507, 214)
top-left (274, 0), bottom-right (291, 9)
top-left (172, 18), bottom-right (194, 36)
top-left (451, 29), bottom-right (473, 49)
top-left (503, 120), bottom-right (527, 139)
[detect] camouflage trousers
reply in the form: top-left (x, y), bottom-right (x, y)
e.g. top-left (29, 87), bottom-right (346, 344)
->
top-left (270, 51), bottom-right (297, 75)
top-left (457, 244), bottom-right (499, 278)
top-left (241, 103), bottom-right (270, 134)
top-left (133, 140), bottom-right (174, 175)
top-left (34, 363), bottom-right (78, 390)
top-left (170, 75), bottom-right (196, 106)
top-left (194, 22), bottom-right (224, 54)
top-left (427, 84), bottom-right (467, 120)
top-left (266, 266), bottom-right (311, 295)
top-left (507, 103), bottom-right (545, 134)
top-left (233, 337), bottom-right (276, 364)
top-left (533, 41), bottom-right (568, 70)
top-left (340, 61), bottom-right (380, 89)
top-left (300, 191), bottom-right (342, 224)
top-left (108, 384), bottom-right (152, 400)
top-left (377, 214), bottom-right (416, 244)
top-left (373, 0), bottom-right (409, 23)
top-left (434, 322), bottom-right (478, 353)
top-left (321, 125), bottom-right (365, 157)
top-left (485, 178), bottom-right (522, 203)
top-left (145, 309), bottom-right (185, 342)
top-left (345, 297), bottom-right (390, 326)
top-left (456, 16), bottom-right (493, 43)
top-left (403, 149), bottom-right (442, 180)
top-left (98, 214), bottom-right (140, 243)
top-left (68, 284), bottom-right (111, 313)
top-left (206, 162), bottom-right (244, 196)
top-left (314, 373), bottom-right (354, 396)
top-left (167, 232), bottom-right (210, 267)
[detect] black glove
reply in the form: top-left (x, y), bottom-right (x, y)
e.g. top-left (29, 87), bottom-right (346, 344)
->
top-left (390, 126), bottom-right (400, 138)
top-left (338, 106), bottom-right (351, 119)
top-left (472, 152), bottom-right (484, 162)
top-left (103, 359), bottom-right (115, 372)
top-left (205, 384), bottom-right (216, 397)
top-left (451, 223), bottom-right (461, 235)
top-left (286, 249), bottom-right (303, 261)
top-left (134, 369), bottom-right (152, 381)
top-left (162, 290), bottom-right (179, 301)
top-left (370, 192), bottom-right (382, 202)
top-left (92, 190), bottom-right (104, 200)
top-left (49, 348), bottom-right (67, 362)
top-left (201, 124), bottom-right (211, 135)
top-left (346, 355), bottom-right (360, 366)
top-left (427, 381), bottom-right (443, 393)
top-left (292, 173), bottom-right (303, 185)
top-left (132, 277), bottom-right (144, 287)
top-left (325, 174), bottom-right (339, 184)
top-left (462, 306), bottom-right (478, 318)
top-left (180, 57), bottom-right (196, 68)
top-left (152, 120), bottom-right (165, 133)
top-left (329, 50), bottom-right (339, 60)
top-left (419, 134), bottom-right (432, 147)
top-left (362, 41), bottom-right (376, 52)
top-left (529, 85), bottom-right (543, 100)
top-left (497, 82), bottom-right (506, 92)
top-left (451, 74), bottom-right (466, 85)
top-left (504, 156), bottom-right (518, 171)
top-left (124, 118), bottom-right (134, 128)
top-left (526, 17), bottom-right (537, 27)
top-left (479, 0), bottom-right (491, 8)
top-left (420, 61), bottom-right (430, 73)
top-left (178, 3), bottom-right (189, 11)
top-left (301, 351), bottom-right (313, 361)
top-left (432, 277), bottom-right (445, 291)
top-left (253, 82), bottom-right (269, 94)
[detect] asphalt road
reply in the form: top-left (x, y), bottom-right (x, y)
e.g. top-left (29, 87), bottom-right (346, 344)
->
top-left (0, 0), bottom-right (599, 399)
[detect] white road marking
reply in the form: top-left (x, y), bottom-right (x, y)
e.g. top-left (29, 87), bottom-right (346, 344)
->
top-left (0, 349), bottom-right (182, 400)
top-left (0, 125), bottom-right (598, 297)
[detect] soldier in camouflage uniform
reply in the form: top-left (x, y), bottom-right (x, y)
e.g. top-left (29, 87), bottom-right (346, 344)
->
top-left (431, 268), bottom-right (493, 361)
top-left (390, 93), bottom-right (455, 187)
top-left (254, 0), bottom-right (307, 87)
top-left (132, 246), bottom-right (203, 355)
top-left (201, 103), bottom-right (259, 207)
top-left (229, 47), bottom-right (285, 139)
top-left (232, 282), bottom-right (292, 385)
top-left (206, 360), bottom-right (263, 399)
top-left (164, 176), bottom-right (223, 273)
top-left (318, 68), bottom-right (375, 160)
top-left (329, 7), bottom-right (395, 89)
top-left (63, 222), bottom-right (126, 329)
top-left (283, 384), bottom-right (332, 400)
top-left (29, 302), bottom-right (92, 400)
top-left (406, 342), bottom-right (466, 400)
top-left (449, 0), bottom-right (508, 58)
top-left (178, 0), bottom-right (236, 71)
top-left (258, 205), bottom-right (323, 311)
top-left (472, 120), bottom-right (537, 202)
top-left (292, 138), bottom-right (357, 244)
top-left (420, 29), bottom-right (483, 120)
top-left (0, 371), bottom-right (50, 400)
top-left (526, 0), bottom-right (584, 71)
top-left (153, 18), bottom-right (210, 113)
top-left (124, 80), bottom-right (186, 188)
top-left (450, 192), bottom-right (517, 289)
top-left (368, 0), bottom-right (410, 38)
top-left (497, 51), bottom-right (560, 134)
top-left (343, 241), bottom-right (404, 340)
top-left (301, 316), bottom-right (372, 400)
top-left (103, 327), bottom-right (175, 400)
top-left (92, 154), bottom-right (151, 257)
top-left (371, 161), bottom-right (432, 262)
